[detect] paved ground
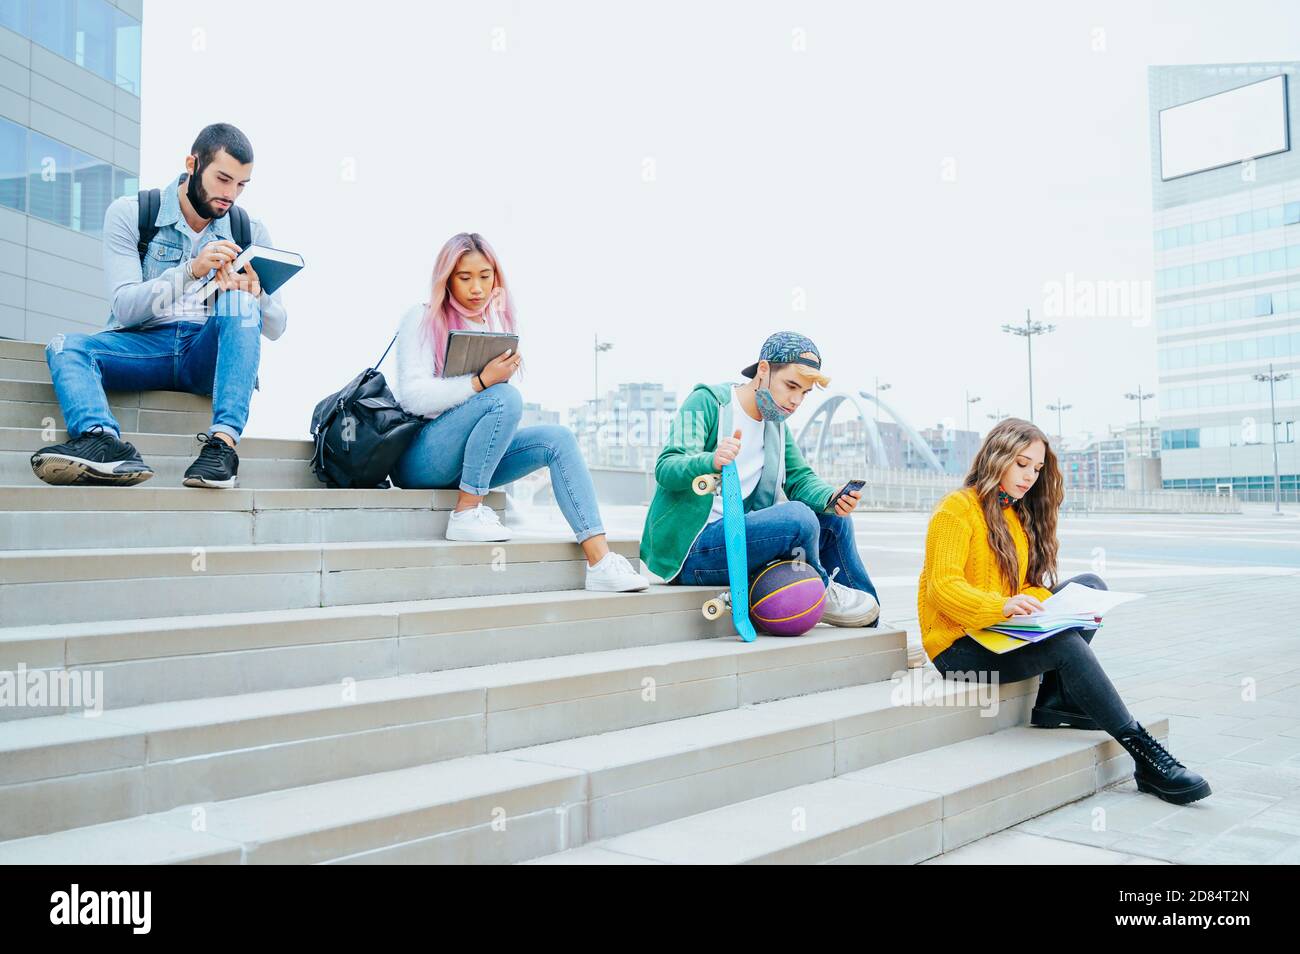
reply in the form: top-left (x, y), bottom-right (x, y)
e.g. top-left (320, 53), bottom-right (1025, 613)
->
top-left (512, 500), bottom-right (1300, 863)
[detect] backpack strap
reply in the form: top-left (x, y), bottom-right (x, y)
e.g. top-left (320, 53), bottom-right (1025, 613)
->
top-left (373, 332), bottom-right (399, 370)
top-left (136, 188), bottom-right (160, 264)
top-left (229, 204), bottom-right (252, 251)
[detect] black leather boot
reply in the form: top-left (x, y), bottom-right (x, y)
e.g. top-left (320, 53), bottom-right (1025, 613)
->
top-left (1114, 720), bottom-right (1211, 805)
top-left (1031, 669), bottom-right (1100, 730)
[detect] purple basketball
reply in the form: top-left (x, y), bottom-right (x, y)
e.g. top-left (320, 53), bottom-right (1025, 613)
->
top-left (748, 559), bottom-right (826, 636)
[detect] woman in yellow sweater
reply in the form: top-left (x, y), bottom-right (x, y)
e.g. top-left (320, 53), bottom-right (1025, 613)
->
top-left (918, 418), bottom-right (1210, 805)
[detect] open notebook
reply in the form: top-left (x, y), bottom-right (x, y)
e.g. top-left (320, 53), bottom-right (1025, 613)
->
top-left (966, 583), bottom-right (1144, 654)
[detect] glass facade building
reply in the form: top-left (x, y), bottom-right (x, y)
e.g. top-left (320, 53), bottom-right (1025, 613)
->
top-left (1151, 64), bottom-right (1300, 502)
top-left (1062, 438), bottom-right (1127, 493)
top-left (1, 0), bottom-right (142, 342)
top-left (570, 383), bottom-right (679, 470)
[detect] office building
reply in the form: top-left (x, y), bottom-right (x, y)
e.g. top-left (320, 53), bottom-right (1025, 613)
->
top-left (1, 0), bottom-right (142, 343)
top-left (1151, 63), bottom-right (1300, 501)
top-left (909, 425), bottom-right (980, 476)
top-left (569, 382), bottom-right (677, 470)
top-left (1061, 436), bottom-right (1128, 492)
top-left (520, 401), bottom-right (560, 429)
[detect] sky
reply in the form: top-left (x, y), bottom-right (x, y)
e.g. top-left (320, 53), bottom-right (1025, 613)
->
top-left (138, 0), bottom-right (1300, 445)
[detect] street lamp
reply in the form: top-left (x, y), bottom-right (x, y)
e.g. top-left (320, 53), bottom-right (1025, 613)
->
top-left (1002, 308), bottom-right (1055, 424)
top-left (593, 334), bottom-right (613, 403)
top-left (1123, 387), bottom-right (1154, 492)
top-left (874, 377), bottom-right (891, 426)
top-left (987, 409), bottom-right (1009, 424)
top-left (965, 391), bottom-right (981, 434)
top-left (1253, 363), bottom-right (1291, 515)
top-left (1046, 399), bottom-right (1072, 444)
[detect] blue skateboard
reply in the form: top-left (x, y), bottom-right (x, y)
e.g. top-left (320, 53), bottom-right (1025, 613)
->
top-left (692, 464), bottom-right (758, 642)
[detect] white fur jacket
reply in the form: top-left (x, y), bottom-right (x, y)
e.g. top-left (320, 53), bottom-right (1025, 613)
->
top-left (392, 302), bottom-right (484, 419)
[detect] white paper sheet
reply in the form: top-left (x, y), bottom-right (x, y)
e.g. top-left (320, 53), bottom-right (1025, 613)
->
top-left (1036, 582), bottom-right (1145, 618)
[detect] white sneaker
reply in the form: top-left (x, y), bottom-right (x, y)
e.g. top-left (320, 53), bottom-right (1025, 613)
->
top-left (585, 551), bottom-right (650, 593)
top-left (822, 578), bottom-right (880, 627)
top-left (445, 503), bottom-right (513, 542)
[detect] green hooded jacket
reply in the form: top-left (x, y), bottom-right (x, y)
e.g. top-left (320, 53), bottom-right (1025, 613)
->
top-left (640, 382), bottom-right (839, 582)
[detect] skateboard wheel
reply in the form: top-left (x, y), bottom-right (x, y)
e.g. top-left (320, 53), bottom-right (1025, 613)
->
top-left (692, 474), bottom-right (720, 495)
top-left (702, 598), bottom-right (725, 620)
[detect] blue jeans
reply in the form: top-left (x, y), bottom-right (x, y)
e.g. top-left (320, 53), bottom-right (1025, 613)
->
top-left (930, 573), bottom-right (1136, 736)
top-left (391, 381), bottom-right (606, 544)
top-left (672, 499), bottom-right (880, 614)
top-left (46, 290), bottom-right (262, 443)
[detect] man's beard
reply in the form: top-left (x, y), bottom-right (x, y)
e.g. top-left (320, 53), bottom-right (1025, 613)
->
top-left (185, 160), bottom-right (228, 220)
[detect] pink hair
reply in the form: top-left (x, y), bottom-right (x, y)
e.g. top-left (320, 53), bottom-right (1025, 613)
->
top-left (423, 232), bottom-right (519, 376)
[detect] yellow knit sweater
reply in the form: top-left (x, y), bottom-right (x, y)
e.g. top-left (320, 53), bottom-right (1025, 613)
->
top-left (917, 487), bottom-right (1053, 661)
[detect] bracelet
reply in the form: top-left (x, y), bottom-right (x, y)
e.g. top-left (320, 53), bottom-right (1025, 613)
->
top-left (476, 373), bottom-right (485, 391)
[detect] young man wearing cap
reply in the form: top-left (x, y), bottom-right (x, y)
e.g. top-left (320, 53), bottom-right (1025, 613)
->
top-left (641, 332), bottom-right (880, 627)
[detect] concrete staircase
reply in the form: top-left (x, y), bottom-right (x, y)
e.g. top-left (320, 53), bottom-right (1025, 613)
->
top-left (0, 337), bottom-right (1164, 864)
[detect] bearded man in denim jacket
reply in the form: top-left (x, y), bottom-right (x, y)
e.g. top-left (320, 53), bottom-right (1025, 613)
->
top-left (31, 122), bottom-right (287, 489)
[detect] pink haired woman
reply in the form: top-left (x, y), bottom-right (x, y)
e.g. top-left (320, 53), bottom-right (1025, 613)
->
top-left (391, 232), bottom-right (648, 592)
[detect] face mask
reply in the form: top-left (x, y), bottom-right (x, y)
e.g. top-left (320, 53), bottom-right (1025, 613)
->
top-left (754, 369), bottom-right (791, 423)
top-left (448, 285), bottom-right (496, 321)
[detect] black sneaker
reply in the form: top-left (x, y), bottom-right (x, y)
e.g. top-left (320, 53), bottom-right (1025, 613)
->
top-left (182, 432), bottom-right (239, 489)
top-left (30, 424), bottom-right (153, 486)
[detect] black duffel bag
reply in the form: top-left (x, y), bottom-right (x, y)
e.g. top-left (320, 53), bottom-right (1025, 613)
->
top-left (309, 334), bottom-right (426, 488)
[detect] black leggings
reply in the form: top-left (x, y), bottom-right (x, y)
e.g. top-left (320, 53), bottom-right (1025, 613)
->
top-left (930, 573), bottom-right (1135, 737)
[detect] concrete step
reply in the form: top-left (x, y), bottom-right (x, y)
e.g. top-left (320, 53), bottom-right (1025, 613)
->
top-left (0, 585), bottom-right (748, 713)
top-left (0, 627), bottom-right (905, 839)
top-left (0, 486), bottom-right (507, 549)
top-left (0, 353), bottom-right (52, 384)
top-left (0, 535), bottom-right (643, 626)
top-left (0, 379), bottom-right (208, 413)
top-left (2, 425), bottom-right (318, 488)
top-left (0, 379), bottom-right (214, 436)
top-left (0, 335), bottom-right (272, 437)
top-left (0, 379), bottom-right (211, 414)
top-left (527, 718), bottom-right (1170, 864)
top-left (0, 339), bottom-right (48, 362)
top-left (0, 340), bottom-right (228, 432)
top-left (5, 427), bottom-right (312, 460)
top-left (0, 675), bottom-right (1038, 863)
top-left (0, 337), bottom-right (211, 417)
top-left (0, 403), bottom-right (213, 438)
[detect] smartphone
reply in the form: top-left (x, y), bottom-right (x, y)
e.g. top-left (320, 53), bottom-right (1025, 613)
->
top-left (828, 479), bottom-right (866, 510)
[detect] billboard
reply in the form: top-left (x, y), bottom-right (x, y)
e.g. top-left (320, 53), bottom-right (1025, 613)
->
top-left (1159, 74), bottom-right (1290, 180)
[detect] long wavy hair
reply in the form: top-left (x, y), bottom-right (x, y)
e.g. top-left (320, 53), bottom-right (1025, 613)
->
top-left (962, 417), bottom-right (1063, 593)
top-left (423, 233), bottom-right (519, 376)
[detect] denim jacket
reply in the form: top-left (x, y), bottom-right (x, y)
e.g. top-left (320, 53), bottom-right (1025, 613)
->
top-left (102, 172), bottom-right (288, 341)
